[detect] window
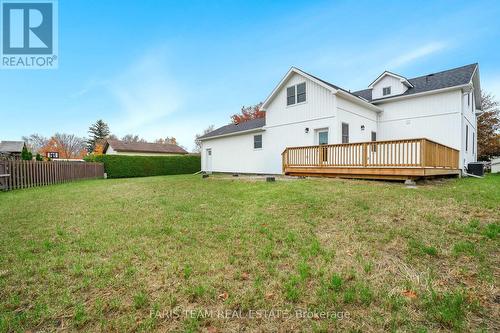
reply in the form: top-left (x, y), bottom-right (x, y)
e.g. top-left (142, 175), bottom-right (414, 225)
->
top-left (297, 82), bottom-right (306, 103)
top-left (465, 125), bottom-right (468, 152)
top-left (371, 131), bottom-right (377, 152)
top-left (472, 132), bottom-right (475, 154)
top-left (318, 131), bottom-right (328, 145)
top-left (254, 134), bottom-right (262, 149)
top-left (383, 87), bottom-right (391, 96)
top-left (286, 86), bottom-right (295, 106)
top-left (342, 123), bottom-right (349, 143)
top-left (286, 82), bottom-right (306, 106)
top-left (47, 152), bottom-right (59, 159)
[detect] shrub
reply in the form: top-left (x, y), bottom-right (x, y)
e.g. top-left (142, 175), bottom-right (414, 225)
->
top-left (85, 155), bottom-right (200, 178)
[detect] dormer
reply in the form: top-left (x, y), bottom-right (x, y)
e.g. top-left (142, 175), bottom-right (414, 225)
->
top-left (368, 71), bottom-right (413, 100)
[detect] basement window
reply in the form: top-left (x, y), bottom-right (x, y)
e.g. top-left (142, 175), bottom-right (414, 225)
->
top-left (383, 87), bottom-right (391, 96)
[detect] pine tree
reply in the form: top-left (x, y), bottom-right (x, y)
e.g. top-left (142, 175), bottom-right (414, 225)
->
top-left (21, 146), bottom-right (32, 160)
top-left (87, 119), bottom-right (110, 153)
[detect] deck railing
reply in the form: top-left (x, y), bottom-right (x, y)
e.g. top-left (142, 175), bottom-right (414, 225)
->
top-left (282, 138), bottom-right (459, 171)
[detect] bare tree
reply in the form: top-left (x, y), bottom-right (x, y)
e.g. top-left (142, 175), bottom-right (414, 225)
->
top-left (194, 125), bottom-right (214, 153)
top-left (22, 134), bottom-right (48, 153)
top-left (53, 133), bottom-right (87, 159)
top-left (155, 137), bottom-right (178, 145)
top-left (121, 134), bottom-right (146, 143)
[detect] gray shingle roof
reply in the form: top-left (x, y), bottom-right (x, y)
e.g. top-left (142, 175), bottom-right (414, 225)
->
top-left (0, 141), bottom-right (25, 153)
top-left (105, 140), bottom-right (188, 154)
top-left (353, 63), bottom-right (478, 102)
top-left (198, 117), bottom-right (265, 140)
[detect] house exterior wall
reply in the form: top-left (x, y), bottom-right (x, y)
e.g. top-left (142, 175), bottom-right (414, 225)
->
top-left (201, 73), bottom-right (379, 174)
top-left (461, 91), bottom-right (478, 169)
top-left (371, 75), bottom-right (408, 99)
top-left (336, 97), bottom-right (378, 143)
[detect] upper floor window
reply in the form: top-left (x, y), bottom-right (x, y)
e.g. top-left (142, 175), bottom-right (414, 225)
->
top-left (47, 152), bottom-right (59, 159)
top-left (254, 134), bottom-right (262, 149)
top-left (286, 82), bottom-right (306, 106)
top-left (383, 87), bottom-right (391, 96)
top-left (342, 123), bottom-right (349, 143)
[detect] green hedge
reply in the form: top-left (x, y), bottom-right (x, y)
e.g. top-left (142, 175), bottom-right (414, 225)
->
top-left (85, 155), bottom-right (201, 178)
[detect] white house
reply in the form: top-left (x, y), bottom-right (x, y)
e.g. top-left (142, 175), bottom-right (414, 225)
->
top-left (199, 63), bottom-right (480, 178)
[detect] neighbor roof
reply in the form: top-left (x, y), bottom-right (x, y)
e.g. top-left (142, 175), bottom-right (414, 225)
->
top-left (354, 63), bottom-right (478, 102)
top-left (0, 141), bottom-right (25, 153)
top-left (105, 140), bottom-right (188, 154)
top-left (198, 117), bottom-right (266, 140)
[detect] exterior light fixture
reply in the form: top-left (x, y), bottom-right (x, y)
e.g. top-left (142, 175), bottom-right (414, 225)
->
top-left (305, 127), bottom-right (309, 133)
top-left (361, 125), bottom-right (365, 131)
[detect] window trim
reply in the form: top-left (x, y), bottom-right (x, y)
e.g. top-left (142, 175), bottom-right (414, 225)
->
top-left (382, 86), bottom-right (391, 96)
top-left (253, 134), bottom-right (263, 150)
top-left (341, 122), bottom-right (349, 144)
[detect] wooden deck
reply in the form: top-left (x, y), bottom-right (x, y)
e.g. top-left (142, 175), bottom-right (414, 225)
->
top-left (282, 138), bottom-right (460, 180)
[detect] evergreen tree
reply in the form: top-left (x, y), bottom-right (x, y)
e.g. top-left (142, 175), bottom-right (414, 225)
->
top-left (21, 146), bottom-right (32, 160)
top-left (87, 119), bottom-right (110, 153)
top-left (35, 153), bottom-right (43, 161)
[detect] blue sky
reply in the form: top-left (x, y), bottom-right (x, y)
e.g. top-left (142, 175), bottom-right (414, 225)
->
top-left (1, 0), bottom-right (500, 150)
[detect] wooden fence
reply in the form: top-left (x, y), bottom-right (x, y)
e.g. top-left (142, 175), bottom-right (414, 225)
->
top-left (0, 160), bottom-right (104, 191)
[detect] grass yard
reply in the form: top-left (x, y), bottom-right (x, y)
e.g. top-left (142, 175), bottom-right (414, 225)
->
top-left (0, 174), bottom-right (499, 332)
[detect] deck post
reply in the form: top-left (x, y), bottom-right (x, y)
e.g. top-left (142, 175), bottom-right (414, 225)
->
top-left (420, 139), bottom-right (426, 167)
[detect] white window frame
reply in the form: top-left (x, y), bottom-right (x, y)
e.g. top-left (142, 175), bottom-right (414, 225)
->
top-left (382, 86), bottom-right (391, 96)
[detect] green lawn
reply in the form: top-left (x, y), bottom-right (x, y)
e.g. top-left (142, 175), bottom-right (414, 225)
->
top-left (0, 175), bottom-right (499, 332)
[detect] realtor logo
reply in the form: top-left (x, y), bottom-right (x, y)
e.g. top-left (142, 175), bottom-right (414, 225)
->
top-left (1, 0), bottom-right (58, 69)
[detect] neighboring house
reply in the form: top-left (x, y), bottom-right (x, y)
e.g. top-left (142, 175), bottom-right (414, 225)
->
top-left (103, 140), bottom-right (188, 156)
top-left (39, 138), bottom-right (87, 160)
top-left (198, 63), bottom-right (480, 178)
top-left (0, 141), bottom-right (26, 160)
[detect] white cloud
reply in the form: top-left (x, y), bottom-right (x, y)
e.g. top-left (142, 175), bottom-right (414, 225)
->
top-left (386, 41), bottom-right (449, 69)
top-left (108, 47), bottom-right (183, 135)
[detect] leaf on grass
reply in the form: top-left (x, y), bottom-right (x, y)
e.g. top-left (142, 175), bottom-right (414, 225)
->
top-left (218, 292), bottom-right (229, 301)
top-left (402, 290), bottom-right (417, 299)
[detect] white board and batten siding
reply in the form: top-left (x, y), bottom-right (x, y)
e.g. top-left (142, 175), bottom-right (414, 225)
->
top-left (371, 75), bottom-right (409, 100)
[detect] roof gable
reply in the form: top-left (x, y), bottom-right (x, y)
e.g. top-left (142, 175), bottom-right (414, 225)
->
top-left (368, 71), bottom-right (413, 89)
top-left (261, 67), bottom-right (339, 110)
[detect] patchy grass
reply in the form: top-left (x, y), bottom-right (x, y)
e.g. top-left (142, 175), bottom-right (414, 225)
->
top-left (0, 174), bottom-right (499, 332)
